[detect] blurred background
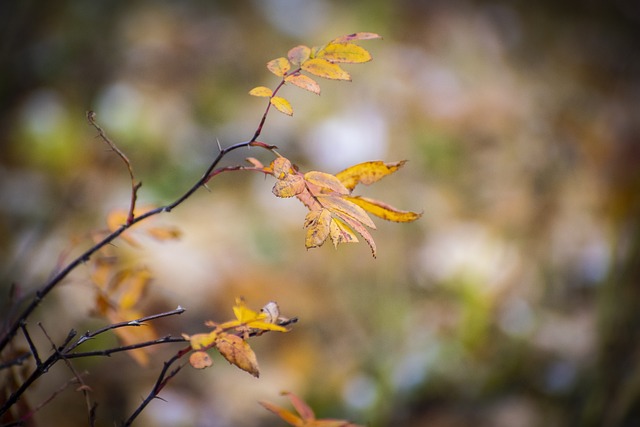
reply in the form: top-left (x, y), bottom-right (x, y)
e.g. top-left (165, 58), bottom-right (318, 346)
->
top-left (1, 1), bottom-right (640, 426)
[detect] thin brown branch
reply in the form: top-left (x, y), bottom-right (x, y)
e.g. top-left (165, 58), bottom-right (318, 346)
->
top-left (87, 111), bottom-right (140, 224)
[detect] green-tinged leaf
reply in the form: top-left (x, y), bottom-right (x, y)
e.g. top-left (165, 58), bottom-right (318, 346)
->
top-left (267, 57), bottom-right (291, 77)
top-left (317, 196), bottom-right (376, 229)
top-left (318, 43), bottom-right (372, 63)
top-left (345, 196), bottom-right (422, 222)
top-left (270, 96), bottom-right (294, 116)
top-left (304, 171), bottom-right (350, 195)
top-left (215, 333), bottom-right (260, 377)
top-left (249, 86), bottom-right (273, 97)
top-left (329, 217), bottom-right (358, 247)
top-left (304, 209), bottom-right (332, 249)
top-left (287, 45), bottom-right (311, 66)
top-left (336, 160), bottom-right (407, 191)
top-left (331, 32), bottom-right (382, 43)
top-left (285, 73), bottom-right (321, 95)
top-left (302, 58), bottom-right (351, 81)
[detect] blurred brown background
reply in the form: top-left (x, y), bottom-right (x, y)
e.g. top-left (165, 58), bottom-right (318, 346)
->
top-left (1, 1), bottom-right (640, 426)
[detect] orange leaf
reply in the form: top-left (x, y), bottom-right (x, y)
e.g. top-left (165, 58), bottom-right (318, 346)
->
top-left (285, 73), bottom-right (321, 95)
top-left (215, 333), bottom-right (260, 377)
top-left (270, 96), bottom-right (294, 116)
top-left (259, 400), bottom-right (304, 427)
top-left (331, 32), bottom-right (382, 43)
top-left (117, 267), bottom-right (151, 310)
top-left (335, 160), bottom-right (407, 191)
top-left (189, 351), bottom-right (213, 369)
top-left (267, 57), bottom-right (291, 77)
top-left (302, 58), bottom-right (351, 81)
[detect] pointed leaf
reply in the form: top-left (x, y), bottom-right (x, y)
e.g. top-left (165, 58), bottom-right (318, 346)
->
top-left (345, 196), bottom-right (422, 222)
top-left (249, 86), bottom-right (273, 97)
top-left (329, 217), bottom-right (359, 247)
top-left (215, 333), bottom-right (260, 377)
top-left (288, 45), bottom-right (311, 66)
top-left (267, 57), bottom-right (291, 77)
top-left (285, 73), bottom-right (321, 95)
top-left (317, 196), bottom-right (376, 229)
top-left (302, 58), bottom-right (351, 81)
top-left (331, 32), bottom-right (382, 43)
top-left (304, 171), bottom-right (350, 195)
top-left (318, 43), bottom-right (372, 63)
top-left (259, 400), bottom-right (304, 427)
top-left (189, 351), bottom-right (213, 369)
top-left (331, 211), bottom-right (377, 257)
top-left (335, 160), bottom-right (407, 191)
top-left (271, 96), bottom-right (294, 116)
top-left (283, 391), bottom-right (316, 422)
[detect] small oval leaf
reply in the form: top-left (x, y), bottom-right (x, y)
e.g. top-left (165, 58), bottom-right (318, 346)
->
top-left (285, 73), bottom-right (321, 95)
top-left (270, 96), bottom-right (293, 116)
top-left (267, 57), bottom-right (291, 77)
top-left (287, 45), bottom-right (311, 66)
top-left (249, 86), bottom-right (273, 97)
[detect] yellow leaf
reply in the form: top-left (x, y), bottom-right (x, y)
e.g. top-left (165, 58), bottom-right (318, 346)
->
top-left (287, 45), bottom-right (311, 66)
top-left (271, 96), bottom-right (294, 116)
top-left (185, 331), bottom-right (219, 350)
top-left (331, 32), bottom-right (382, 43)
top-left (249, 86), bottom-right (273, 97)
top-left (329, 211), bottom-right (377, 257)
top-left (329, 217), bottom-right (359, 247)
top-left (304, 171), bottom-right (350, 195)
top-left (189, 351), bottom-right (213, 369)
top-left (117, 267), bottom-right (152, 310)
top-left (215, 333), bottom-right (260, 377)
top-left (317, 43), bottom-right (372, 63)
top-left (285, 73), bottom-right (321, 95)
top-left (304, 209), bottom-right (332, 249)
top-left (317, 196), bottom-right (376, 229)
top-left (267, 57), bottom-right (291, 77)
top-left (272, 157), bottom-right (294, 177)
top-left (344, 196), bottom-right (422, 223)
top-left (145, 225), bottom-right (182, 241)
top-left (301, 58), bottom-right (351, 81)
top-left (335, 160), bottom-right (407, 191)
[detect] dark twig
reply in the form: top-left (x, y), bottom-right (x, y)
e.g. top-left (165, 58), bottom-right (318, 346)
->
top-left (18, 323), bottom-right (40, 367)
